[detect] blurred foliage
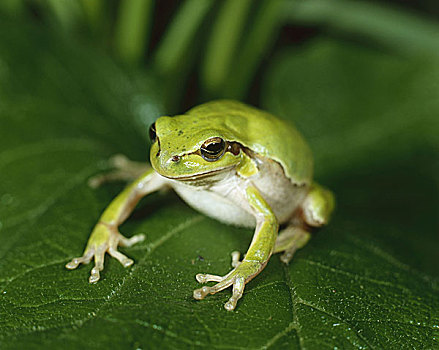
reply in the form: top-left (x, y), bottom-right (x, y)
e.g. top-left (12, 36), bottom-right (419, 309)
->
top-left (0, 0), bottom-right (438, 349)
top-left (2, 0), bottom-right (438, 110)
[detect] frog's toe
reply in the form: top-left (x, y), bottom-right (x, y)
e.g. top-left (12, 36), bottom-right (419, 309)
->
top-left (231, 251), bottom-right (241, 268)
top-left (196, 273), bottom-right (223, 283)
top-left (193, 259), bottom-right (263, 310)
top-left (119, 233), bottom-right (145, 247)
top-left (108, 248), bottom-right (133, 267)
top-left (89, 245), bottom-right (106, 283)
top-left (280, 249), bottom-right (296, 264)
top-left (65, 250), bottom-right (94, 270)
top-left (275, 227), bottom-right (311, 264)
top-left (224, 277), bottom-right (245, 311)
top-left (193, 273), bottom-right (245, 311)
top-left (193, 280), bottom-right (232, 300)
top-left (196, 251), bottom-right (241, 284)
top-left (89, 266), bottom-right (102, 283)
top-left (194, 274), bottom-right (234, 298)
top-left (193, 285), bottom-right (212, 300)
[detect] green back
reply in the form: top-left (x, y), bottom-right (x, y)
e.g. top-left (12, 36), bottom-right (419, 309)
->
top-left (187, 100), bottom-right (313, 184)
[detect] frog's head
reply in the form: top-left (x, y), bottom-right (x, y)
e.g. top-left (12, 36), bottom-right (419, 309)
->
top-left (149, 115), bottom-right (242, 180)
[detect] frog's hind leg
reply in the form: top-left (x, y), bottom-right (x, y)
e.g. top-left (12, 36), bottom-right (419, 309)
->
top-left (88, 154), bottom-right (151, 188)
top-left (274, 182), bottom-right (335, 263)
top-left (274, 226), bottom-right (311, 264)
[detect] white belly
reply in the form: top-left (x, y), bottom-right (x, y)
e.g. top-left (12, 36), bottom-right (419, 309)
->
top-left (166, 156), bottom-right (309, 228)
top-left (172, 182), bottom-right (256, 227)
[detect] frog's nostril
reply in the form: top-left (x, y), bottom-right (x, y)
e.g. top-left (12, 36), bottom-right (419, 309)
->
top-left (171, 155), bottom-right (181, 163)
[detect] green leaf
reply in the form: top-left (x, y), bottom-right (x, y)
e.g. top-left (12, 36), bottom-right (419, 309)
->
top-left (283, 0), bottom-right (439, 58)
top-left (0, 18), bottom-right (438, 350)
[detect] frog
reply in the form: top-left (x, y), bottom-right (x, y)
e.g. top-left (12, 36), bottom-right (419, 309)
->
top-left (66, 100), bottom-right (335, 311)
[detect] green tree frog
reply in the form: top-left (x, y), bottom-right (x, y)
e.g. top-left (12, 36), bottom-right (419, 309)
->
top-left (66, 100), bottom-right (334, 311)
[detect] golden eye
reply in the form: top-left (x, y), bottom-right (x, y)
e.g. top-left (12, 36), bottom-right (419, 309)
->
top-left (200, 137), bottom-right (226, 161)
top-left (149, 123), bottom-right (157, 143)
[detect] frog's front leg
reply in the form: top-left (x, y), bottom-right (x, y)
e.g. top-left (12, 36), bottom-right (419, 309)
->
top-left (66, 168), bottom-right (168, 283)
top-left (193, 186), bottom-right (278, 311)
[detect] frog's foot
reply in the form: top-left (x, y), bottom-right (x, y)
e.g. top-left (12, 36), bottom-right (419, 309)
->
top-left (194, 260), bottom-right (262, 311)
top-left (88, 154), bottom-right (150, 188)
top-left (274, 227), bottom-right (310, 264)
top-left (230, 251), bottom-right (241, 268)
top-left (65, 223), bottom-right (145, 283)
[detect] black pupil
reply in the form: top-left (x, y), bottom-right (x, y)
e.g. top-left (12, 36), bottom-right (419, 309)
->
top-left (201, 138), bottom-right (225, 161)
top-left (149, 123), bottom-right (157, 142)
top-left (205, 140), bottom-right (223, 154)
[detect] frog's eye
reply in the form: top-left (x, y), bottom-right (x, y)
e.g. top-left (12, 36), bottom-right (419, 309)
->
top-left (149, 123), bottom-right (157, 143)
top-left (200, 137), bottom-right (226, 161)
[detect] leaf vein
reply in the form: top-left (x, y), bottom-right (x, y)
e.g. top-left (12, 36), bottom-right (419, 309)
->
top-left (0, 258), bottom-right (67, 292)
top-left (298, 299), bottom-right (375, 350)
top-left (259, 321), bottom-right (296, 350)
top-left (1, 163), bottom-right (100, 231)
top-left (302, 258), bottom-right (413, 293)
top-left (64, 215), bottom-right (205, 331)
top-left (244, 280), bottom-right (286, 295)
top-left (281, 264), bottom-right (303, 349)
top-left (346, 235), bottom-right (439, 291)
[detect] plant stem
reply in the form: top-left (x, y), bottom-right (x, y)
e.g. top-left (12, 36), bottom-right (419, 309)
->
top-left (224, 0), bottom-right (283, 100)
top-left (154, 0), bottom-right (214, 76)
top-left (46, 0), bottom-right (82, 31)
top-left (80, 0), bottom-right (104, 31)
top-left (201, 0), bottom-right (253, 96)
top-left (114, 0), bottom-right (154, 65)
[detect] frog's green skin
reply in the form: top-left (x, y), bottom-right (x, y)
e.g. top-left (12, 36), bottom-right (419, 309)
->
top-left (66, 100), bottom-right (335, 311)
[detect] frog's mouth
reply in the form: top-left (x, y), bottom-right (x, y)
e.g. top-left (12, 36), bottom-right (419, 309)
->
top-left (161, 166), bottom-right (233, 182)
